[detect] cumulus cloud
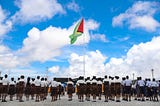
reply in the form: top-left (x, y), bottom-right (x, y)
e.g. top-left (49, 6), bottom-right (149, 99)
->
top-left (48, 66), bottom-right (59, 73)
top-left (67, 1), bottom-right (80, 12)
top-left (91, 34), bottom-right (108, 42)
top-left (105, 36), bottom-right (160, 79)
top-left (17, 19), bottom-right (99, 63)
top-left (64, 50), bottom-right (107, 77)
top-left (0, 45), bottom-right (19, 69)
top-left (0, 6), bottom-right (12, 37)
top-left (112, 1), bottom-right (160, 32)
top-left (58, 35), bottom-right (160, 79)
top-left (0, 19), bottom-right (99, 68)
top-left (12, 0), bottom-right (65, 23)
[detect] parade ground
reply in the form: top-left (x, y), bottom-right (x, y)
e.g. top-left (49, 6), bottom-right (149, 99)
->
top-left (0, 94), bottom-right (160, 106)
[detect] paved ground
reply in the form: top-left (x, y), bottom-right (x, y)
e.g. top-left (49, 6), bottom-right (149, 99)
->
top-left (0, 94), bottom-right (160, 106)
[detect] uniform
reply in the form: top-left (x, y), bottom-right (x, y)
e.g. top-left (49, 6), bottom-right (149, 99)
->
top-left (35, 77), bottom-right (41, 102)
top-left (18, 76), bottom-right (25, 102)
top-left (57, 82), bottom-right (62, 100)
top-left (8, 79), bottom-right (16, 101)
top-left (0, 77), bottom-right (3, 100)
top-left (40, 78), bottom-right (46, 101)
top-left (124, 76), bottom-right (132, 101)
top-left (103, 77), bottom-right (110, 102)
top-left (146, 79), bottom-right (152, 100)
top-left (97, 79), bottom-right (102, 100)
top-left (115, 76), bottom-right (121, 102)
top-left (67, 80), bottom-right (74, 101)
top-left (109, 77), bottom-right (115, 101)
top-left (44, 79), bottom-right (49, 99)
top-left (121, 78), bottom-right (126, 100)
top-left (2, 77), bottom-right (9, 94)
top-left (30, 79), bottom-right (35, 100)
top-left (77, 79), bottom-right (85, 102)
top-left (151, 80), bottom-right (159, 101)
top-left (8, 80), bottom-right (16, 96)
top-left (35, 78), bottom-right (41, 95)
top-left (18, 78), bottom-right (25, 94)
top-left (137, 78), bottom-right (145, 101)
top-left (50, 80), bottom-right (58, 96)
top-left (91, 78), bottom-right (97, 102)
top-left (85, 79), bottom-right (91, 101)
top-left (2, 75), bottom-right (9, 102)
top-left (25, 83), bottom-right (31, 96)
top-left (40, 80), bottom-right (46, 94)
top-left (50, 79), bottom-right (58, 101)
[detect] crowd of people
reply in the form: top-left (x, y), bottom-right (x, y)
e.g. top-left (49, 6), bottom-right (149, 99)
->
top-left (0, 74), bottom-right (160, 103)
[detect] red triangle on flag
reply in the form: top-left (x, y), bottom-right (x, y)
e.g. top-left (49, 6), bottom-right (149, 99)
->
top-left (77, 18), bottom-right (84, 33)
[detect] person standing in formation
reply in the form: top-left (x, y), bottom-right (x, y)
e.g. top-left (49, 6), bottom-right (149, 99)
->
top-left (114, 76), bottom-right (121, 102)
top-left (77, 76), bottom-right (85, 102)
top-left (151, 78), bottom-right (159, 101)
top-left (57, 81), bottom-right (62, 100)
top-left (137, 77), bottom-right (145, 101)
top-left (18, 75), bottom-right (25, 102)
top-left (40, 77), bottom-right (45, 101)
top-left (44, 78), bottom-right (48, 100)
top-left (50, 78), bottom-right (58, 102)
top-left (146, 78), bottom-right (152, 101)
top-left (103, 75), bottom-right (110, 102)
top-left (30, 78), bottom-right (35, 100)
top-left (91, 76), bottom-right (97, 102)
top-left (121, 77), bottom-right (126, 101)
top-left (97, 77), bottom-right (102, 100)
top-left (85, 77), bottom-right (91, 101)
top-left (67, 78), bottom-right (74, 101)
top-left (8, 77), bottom-right (16, 101)
top-left (35, 76), bottom-right (41, 102)
top-left (0, 77), bottom-right (3, 100)
top-left (109, 76), bottom-right (115, 101)
top-left (124, 76), bottom-right (132, 101)
top-left (25, 77), bottom-right (31, 101)
top-left (2, 74), bottom-right (9, 102)
top-left (16, 78), bottom-right (20, 100)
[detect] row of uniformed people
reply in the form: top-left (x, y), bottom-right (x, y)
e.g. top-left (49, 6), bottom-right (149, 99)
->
top-left (0, 74), bottom-right (66, 102)
top-left (0, 74), bottom-right (159, 102)
top-left (131, 77), bottom-right (159, 102)
top-left (66, 75), bottom-right (122, 102)
top-left (66, 75), bottom-right (159, 102)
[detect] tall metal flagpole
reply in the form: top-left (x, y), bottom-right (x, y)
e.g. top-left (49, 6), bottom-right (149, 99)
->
top-left (83, 31), bottom-right (85, 79)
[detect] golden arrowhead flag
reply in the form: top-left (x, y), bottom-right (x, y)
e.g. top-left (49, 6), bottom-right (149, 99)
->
top-left (69, 18), bottom-right (84, 44)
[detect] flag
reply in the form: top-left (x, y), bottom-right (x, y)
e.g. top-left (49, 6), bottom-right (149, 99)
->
top-left (69, 18), bottom-right (84, 44)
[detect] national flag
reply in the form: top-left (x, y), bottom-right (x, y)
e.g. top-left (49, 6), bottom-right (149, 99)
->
top-left (69, 18), bottom-right (84, 44)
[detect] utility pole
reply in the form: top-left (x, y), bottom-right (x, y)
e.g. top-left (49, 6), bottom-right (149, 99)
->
top-left (151, 69), bottom-right (154, 80)
top-left (132, 73), bottom-right (135, 80)
top-left (46, 67), bottom-right (48, 79)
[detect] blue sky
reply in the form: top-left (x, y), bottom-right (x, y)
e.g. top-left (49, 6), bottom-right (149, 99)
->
top-left (0, 0), bottom-right (160, 79)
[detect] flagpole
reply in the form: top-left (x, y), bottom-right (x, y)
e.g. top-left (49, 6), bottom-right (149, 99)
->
top-left (82, 19), bottom-right (85, 79)
top-left (83, 33), bottom-right (85, 79)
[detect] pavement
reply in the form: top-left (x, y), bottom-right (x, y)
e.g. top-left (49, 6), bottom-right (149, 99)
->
top-left (0, 94), bottom-right (160, 106)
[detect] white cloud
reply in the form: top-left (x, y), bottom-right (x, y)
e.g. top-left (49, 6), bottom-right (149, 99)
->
top-left (91, 34), bottom-right (108, 42)
top-left (0, 45), bottom-right (19, 69)
top-left (0, 6), bottom-right (12, 37)
top-left (105, 36), bottom-right (160, 79)
top-left (112, 1), bottom-right (160, 32)
top-left (65, 50), bottom-right (107, 77)
top-left (59, 35), bottom-right (160, 80)
top-left (0, 19), bottom-right (101, 70)
top-left (67, 1), bottom-right (80, 12)
top-left (48, 66), bottom-right (59, 73)
top-left (12, 0), bottom-right (65, 23)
